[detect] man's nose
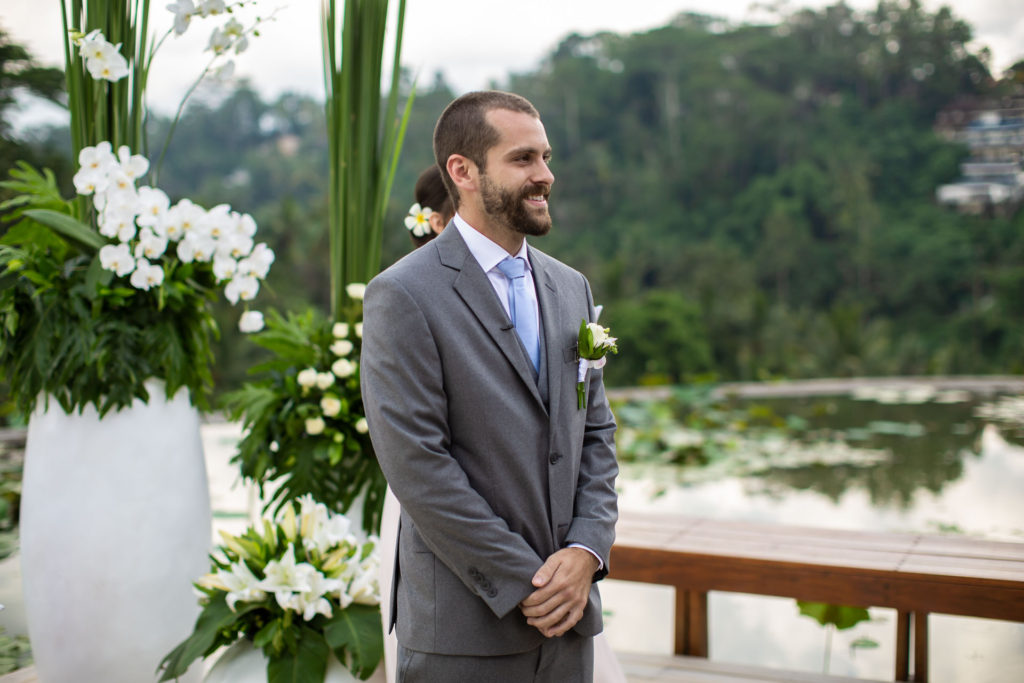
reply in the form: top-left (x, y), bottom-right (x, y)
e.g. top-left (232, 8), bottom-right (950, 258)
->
top-left (533, 160), bottom-right (554, 186)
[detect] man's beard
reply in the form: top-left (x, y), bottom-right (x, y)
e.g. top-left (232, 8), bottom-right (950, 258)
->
top-left (480, 174), bottom-right (552, 237)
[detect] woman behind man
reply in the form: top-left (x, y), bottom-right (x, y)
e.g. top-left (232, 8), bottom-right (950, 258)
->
top-left (377, 165), bottom-right (625, 683)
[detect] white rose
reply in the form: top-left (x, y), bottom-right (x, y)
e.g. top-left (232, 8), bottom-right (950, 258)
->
top-left (321, 396), bottom-right (342, 418)
top-left (355, 418), bottom-right (368, 434)
top-left (332, 358), bottom-right (356, 378)
top-left (330, 340), bottom-right (354, 357)
top-left (316, 372), bottom-right (335, 390)
top-left (305, 417), bottom-right (326, 436)
top-left (345, 283), bottom-right (366, 300)
top-left (297, 368), bottom-right (319, 389)
top-left (332, 322), bottom-right (349, 338)
top-left (355, 323), bottom-right (363, 338)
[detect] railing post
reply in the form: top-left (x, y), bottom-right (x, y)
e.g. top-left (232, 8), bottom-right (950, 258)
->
top-left (896, 610), bottom-right (911, 681)
top-left (674, 588), bottom-right (708, 657)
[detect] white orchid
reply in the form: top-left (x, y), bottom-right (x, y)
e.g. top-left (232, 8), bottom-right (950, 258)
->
top-left (129, 259), bottom-right (165, 291)
top-left (238, 310), bottom-right (264, 333)
top-left (237, 243), bottom-right (274, 279)
top-left (135, 186), bottom-right (170, 229)
top-left (224, 274), bottom-right (259, 304)
top-left (134, 229), bottom-right (169, 260)
top-left (99, 243), bottom-right (135, 277)
top-left (116, 145), bottom-right (149, 179)
top-left (199, 0), bottom-right (227, 17)
top-left (212, 255), bottom-right (238, 282)
top-left (216, 232), bottom-right (254, 260)
top-left (166, 0), bottom-right (196, 35)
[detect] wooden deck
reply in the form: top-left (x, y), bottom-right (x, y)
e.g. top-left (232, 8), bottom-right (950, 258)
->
top-left (610, 511), bottom-right (1024, 682)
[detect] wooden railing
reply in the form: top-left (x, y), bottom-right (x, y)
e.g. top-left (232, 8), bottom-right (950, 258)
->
top-left (609, 511), bottom-right (1024, 682)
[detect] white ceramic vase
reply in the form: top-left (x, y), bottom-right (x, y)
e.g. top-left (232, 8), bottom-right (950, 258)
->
top-left (205, 640), bottom-right (386, 683)
top-left (21, 380), bottom-right (211, 682)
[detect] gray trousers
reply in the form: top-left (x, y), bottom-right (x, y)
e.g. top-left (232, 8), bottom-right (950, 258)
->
top-left (397, 634), bottom-right (594, 683)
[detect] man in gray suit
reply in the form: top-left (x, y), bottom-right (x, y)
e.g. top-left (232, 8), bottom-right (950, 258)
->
top-left (360, 90), bottom-right (618, 682)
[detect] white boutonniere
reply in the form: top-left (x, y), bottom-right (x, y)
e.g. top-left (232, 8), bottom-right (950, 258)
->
top-left (576, 319), bottom-right (618, 409)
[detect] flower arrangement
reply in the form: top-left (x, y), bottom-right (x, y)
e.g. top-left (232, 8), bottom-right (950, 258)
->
top-left (577, 319), bottom-right (618, 409)
top-left (159, 494), bottom-right (383, 682)
top-left (0, 0), bottom-right (270, 416)
top-left (224, 284), bottom-right (385, 533)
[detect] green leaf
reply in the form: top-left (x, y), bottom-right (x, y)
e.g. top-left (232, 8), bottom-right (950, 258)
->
top-left (323, 604), bottom-right (383, 679)
top-left (267, 627), bottom-right (329, 683)
top-left (158, 594), bottom-right (260, 680)
top-left (23, 209), bottom-right (105, 253)
top-left (796, 601), bottom-right (871, 631)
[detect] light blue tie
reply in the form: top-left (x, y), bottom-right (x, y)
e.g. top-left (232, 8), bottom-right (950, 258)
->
top-left (496, 257), bottom-right (540, 372)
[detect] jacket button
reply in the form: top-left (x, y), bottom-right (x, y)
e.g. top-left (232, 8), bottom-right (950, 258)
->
top-left (549, 453), bottom-right (561, 464)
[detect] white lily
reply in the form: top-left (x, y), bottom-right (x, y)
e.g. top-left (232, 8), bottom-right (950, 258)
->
top-left (257, 545), bottom-right (314, 610)
top-left (220, 561), bottom-right (266, 611)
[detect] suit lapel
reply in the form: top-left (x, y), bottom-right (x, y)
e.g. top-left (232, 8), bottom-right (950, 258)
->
top-left (531, 250), bottom-right (562, 420)
top-left (437, 228), bottom-right (545, 410)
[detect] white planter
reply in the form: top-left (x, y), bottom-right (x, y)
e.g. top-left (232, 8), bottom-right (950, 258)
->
top-left (21, 381), bottom-right (211, 682)
top-left (205, 640), bottom-right (385, 683)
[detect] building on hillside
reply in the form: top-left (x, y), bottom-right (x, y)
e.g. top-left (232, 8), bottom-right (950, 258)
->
top-left (935, 105), bottom-right (1024, 216)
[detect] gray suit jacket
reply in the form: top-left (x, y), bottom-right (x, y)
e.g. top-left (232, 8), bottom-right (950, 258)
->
top-left (360, 224), bottom-right (618, 657)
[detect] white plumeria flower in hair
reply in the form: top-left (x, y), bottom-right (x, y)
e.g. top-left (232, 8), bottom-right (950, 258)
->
top-left (405, 203), bottom-right (433, 238)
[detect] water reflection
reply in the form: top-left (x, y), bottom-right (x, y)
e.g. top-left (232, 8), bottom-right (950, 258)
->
top-left (605, 386), bottom-right (1024, 681)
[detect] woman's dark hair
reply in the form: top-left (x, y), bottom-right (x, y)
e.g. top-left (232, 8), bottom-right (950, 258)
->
top-left (410, 165), bottom-right (453, 247)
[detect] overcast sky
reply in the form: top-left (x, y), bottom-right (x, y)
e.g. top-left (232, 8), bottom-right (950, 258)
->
top-left (3, 0), bottom-right (1022, 125)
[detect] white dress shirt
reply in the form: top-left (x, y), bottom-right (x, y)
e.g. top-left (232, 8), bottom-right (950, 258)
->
top-left (452, 213), bottom-right (539, 333)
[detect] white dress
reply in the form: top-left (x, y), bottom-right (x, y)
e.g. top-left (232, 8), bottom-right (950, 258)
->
top-left (378, 487), bottom-right (626, 683)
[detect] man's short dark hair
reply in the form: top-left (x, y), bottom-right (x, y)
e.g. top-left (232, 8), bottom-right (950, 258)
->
top-left (433, 91), bottom-right (539, 208)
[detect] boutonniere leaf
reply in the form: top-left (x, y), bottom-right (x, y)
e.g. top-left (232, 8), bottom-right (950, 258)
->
top-left (576, 319), bottom-right (618, 409)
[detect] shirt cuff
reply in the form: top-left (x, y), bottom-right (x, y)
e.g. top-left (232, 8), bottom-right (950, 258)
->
top-left (567, 543), bottom-right (604, 571)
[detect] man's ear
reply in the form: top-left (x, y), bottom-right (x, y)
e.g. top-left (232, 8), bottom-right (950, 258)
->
top-left (428, 212), bottom-right (446, 235)
top-left (447, 154), bottom-right (476, 195)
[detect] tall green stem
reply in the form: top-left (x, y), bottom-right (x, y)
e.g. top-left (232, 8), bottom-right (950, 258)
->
top-left (321, 0), bottom-right (413, 321)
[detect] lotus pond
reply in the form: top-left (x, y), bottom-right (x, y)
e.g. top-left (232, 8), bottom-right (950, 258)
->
top-left (601, 381), bottom-right (1024, 682)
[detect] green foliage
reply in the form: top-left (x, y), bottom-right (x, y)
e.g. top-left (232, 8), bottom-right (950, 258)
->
top-left (322, 0), bottom-right (413, 319)
top-left (0, 628), bottom-right (32, 675)
top-left (797, 601), bottom-right (871, 630)
top-left (604, 291), bottom-right (713, 386)
top-left (224, 307), bottom-right (385, 533)
top-left (0, 163), bottom-right (218, 416)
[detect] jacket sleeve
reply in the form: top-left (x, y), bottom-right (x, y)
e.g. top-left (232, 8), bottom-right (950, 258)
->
top-left (563, 274), bottom-right (619, 580)
top-left (360, 273), bottom-right (545, 618)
